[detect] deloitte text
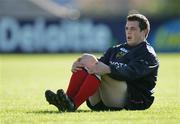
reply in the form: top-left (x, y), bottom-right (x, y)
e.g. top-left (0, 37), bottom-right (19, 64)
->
top-left (0, 18), bottom-right (112, 52)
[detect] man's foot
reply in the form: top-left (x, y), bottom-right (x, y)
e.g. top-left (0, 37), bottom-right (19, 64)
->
top-left (45, 90), bottom-right (66, 112)
top-left (57, 89), bottom-right (76, 112)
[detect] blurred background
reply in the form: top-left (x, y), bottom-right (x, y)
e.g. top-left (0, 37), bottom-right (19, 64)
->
top-left (0, 0), bottom-right (180, 53)
top-left (0, 1), bottom-right (180, 123)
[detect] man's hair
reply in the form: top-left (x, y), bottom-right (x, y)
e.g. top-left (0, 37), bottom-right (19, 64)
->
top-left (127, 14), bottom-right (150, 38)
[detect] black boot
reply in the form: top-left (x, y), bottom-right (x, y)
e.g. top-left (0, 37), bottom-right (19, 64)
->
top-left (57, 89), bottom-right (76, 112)
top-left (45, 90), bottom-right (66, 112)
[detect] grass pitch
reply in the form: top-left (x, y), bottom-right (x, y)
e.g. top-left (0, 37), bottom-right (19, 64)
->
top-left (0, 53), bottom-right (180, 124)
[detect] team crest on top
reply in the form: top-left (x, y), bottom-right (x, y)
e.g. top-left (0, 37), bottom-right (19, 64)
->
top-left (116, 48), bottom-right (128, 59)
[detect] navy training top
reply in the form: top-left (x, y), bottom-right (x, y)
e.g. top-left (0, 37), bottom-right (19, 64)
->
top-left (99, 41), bottom-right (159, 110)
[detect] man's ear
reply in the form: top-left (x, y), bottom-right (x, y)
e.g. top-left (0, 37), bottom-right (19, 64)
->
top-left (144, 29), bottom-right (148, 38)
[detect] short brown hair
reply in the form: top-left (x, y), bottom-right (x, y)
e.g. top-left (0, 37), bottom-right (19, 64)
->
top-left (127, 14), bottom-right (150, 37)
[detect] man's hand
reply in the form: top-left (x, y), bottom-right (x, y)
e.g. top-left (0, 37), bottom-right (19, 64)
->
top-left (80, 54), bottom-right (98, 68)
top-left (87, 62), bottom-right (111, 75)
top-left (71, 54), bottom-right (98, 73)
top-left (71, 58), bottom-right (84, 73)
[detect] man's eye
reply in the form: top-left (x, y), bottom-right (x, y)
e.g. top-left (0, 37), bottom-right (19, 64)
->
top-left (131, 27), bottom-right (136, 30)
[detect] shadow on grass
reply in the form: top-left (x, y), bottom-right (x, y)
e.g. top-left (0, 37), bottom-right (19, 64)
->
top-left (26, 110), bottom-right (92, 114)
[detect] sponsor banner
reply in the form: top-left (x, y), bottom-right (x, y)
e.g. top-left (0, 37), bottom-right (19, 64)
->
top-left (0, 17), bottom-right (179, 53)
top-left (0, 18), bottom-right (112, 53)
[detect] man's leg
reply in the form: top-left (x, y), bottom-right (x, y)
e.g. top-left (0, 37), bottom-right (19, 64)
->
top-left (99, 75), bottom-right (128, 108)
top-left (88, 89), bottom-right (101, 106)
top-left (45, 69), bottom-right (88, 112)
top-left (86, 75), bottom-right (127, 111)
top-left (66, 69), bottom-right (88, 98)
top-left (86, 86), bottom-right (125, 111)
top-left (57, 72), bottom-right (101, 111)
top-left (86, 89), bottom-right (106, 111)
top-left (72, 75), bottom-right (101, 109)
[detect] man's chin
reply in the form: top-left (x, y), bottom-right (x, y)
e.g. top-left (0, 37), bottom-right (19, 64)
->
top-left (127, 41), bottom-right (134, 46)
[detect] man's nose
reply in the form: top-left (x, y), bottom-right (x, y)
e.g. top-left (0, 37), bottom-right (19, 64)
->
top-left (127, 29), bottom-right (131, 34)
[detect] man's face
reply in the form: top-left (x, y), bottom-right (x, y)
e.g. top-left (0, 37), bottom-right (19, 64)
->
top-left (125, 21), bottom-right (146, 46)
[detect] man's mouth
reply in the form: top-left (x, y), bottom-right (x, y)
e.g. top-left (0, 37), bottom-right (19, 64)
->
top-left (127, 36), bottom-right (132, 40)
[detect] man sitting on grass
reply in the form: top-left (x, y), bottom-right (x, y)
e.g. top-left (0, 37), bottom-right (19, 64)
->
top-left (45, 13), bottom-right (159, 112)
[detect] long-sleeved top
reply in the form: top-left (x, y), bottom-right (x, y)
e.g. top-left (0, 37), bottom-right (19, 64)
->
top-left (99, 41), bottom-right (159, 110)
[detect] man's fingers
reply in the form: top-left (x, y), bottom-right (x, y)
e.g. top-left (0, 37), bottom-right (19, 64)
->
top-left (71, 67), bottom-right (83, 73)
top-left (75, 67), bottom-right (83, 71)
top-left (72, 62), bottom-right (84, 70)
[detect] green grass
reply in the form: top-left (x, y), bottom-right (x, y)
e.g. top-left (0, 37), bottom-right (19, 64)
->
top-left (0, 53), bottom-right (180, 124)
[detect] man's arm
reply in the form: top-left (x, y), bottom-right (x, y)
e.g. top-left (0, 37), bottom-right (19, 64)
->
top-left (87, 61), bottom-right (111, 75)
top-left (108, 57), bottom-right (159, 81)
top-left (88, 54), bottom-right (159, 81)
top-left (84, 47), bottom-right (113, 75)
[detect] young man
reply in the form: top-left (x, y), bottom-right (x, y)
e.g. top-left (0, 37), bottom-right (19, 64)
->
top-left (45, 13), bottom-right (159, 111)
